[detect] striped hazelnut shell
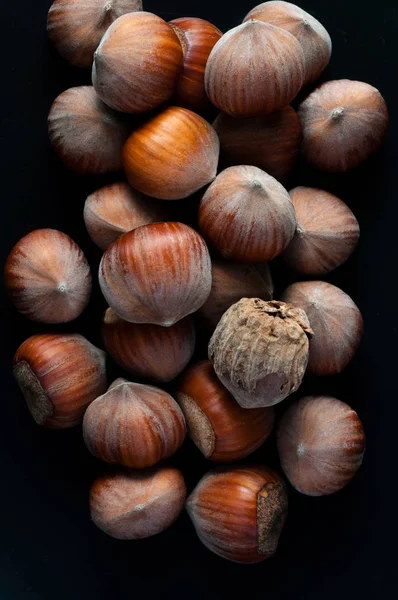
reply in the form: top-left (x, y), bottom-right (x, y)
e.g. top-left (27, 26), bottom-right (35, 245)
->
top-left (281, 281), bottom-right (363, 376)
top-left (122, 106), bottom-right (220, 200)
top-left (99, 222), bottom-right (212, 327)
top-left (198, 165), bottom-right (296, 262)
top-left (13, 334), bottom-right (107, 429)
top-left (4, 229), bottom-right (92, 324)
top-left (92, 12), bottom-right (183, 113)
top-left (102, 308), bottom-right (196, 382)
top-left (209, 298), bottom-right (313, 408)
top-left (186, 465), bottom-right (288, 563)
top-left (175, 360), bottom-right (275, 461)
top-left (205, 20), bottom-right (305, 117)
top-left (282, 187), bottom-right (360, 275)
top-left (83, 379), bottom-right (186, 468)
top-left (90, 466), bottom-right (186, 540)
top-left (277, 396), bottom-right (365, 495)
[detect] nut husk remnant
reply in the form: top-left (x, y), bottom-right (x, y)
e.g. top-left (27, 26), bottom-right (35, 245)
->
top-left (208, 298), bottom-right (313, 408)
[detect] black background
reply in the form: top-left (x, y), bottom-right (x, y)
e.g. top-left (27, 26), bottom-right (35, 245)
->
top-left (1, 1), bottom-right (397, 598)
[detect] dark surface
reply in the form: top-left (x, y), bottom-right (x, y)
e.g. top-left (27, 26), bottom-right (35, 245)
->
top-left (0, 0), bottom-right (396, 598)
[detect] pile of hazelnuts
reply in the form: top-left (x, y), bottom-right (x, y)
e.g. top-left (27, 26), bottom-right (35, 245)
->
top-left (4, 0), bottom-right (387, 564)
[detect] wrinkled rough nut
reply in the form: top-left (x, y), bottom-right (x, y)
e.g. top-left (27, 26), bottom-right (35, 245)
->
top-left (208, 298), bottom-right (313, 408)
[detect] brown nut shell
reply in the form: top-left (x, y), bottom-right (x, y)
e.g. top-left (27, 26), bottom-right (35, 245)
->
top-left (83, 379), bottom-right (186, 468)
top-left (209, 298), bottom-right (313, 408)
top-left (281, 281), bottom-right (363, 376)
top-left (277, 396), bottom-right (365, 495)
top-left (90, 466), bottom-right (186, 539)
top-left (13, 334), bottom-right (107, 429)
top-left (186, 465), bottom-right (288, 563)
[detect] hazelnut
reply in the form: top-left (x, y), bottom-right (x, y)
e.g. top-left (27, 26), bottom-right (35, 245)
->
top-left (209, 298), bottom-right (313, 408)
top-left (48, 86), bottom-right (129, 174)
top-left (198, 258), bottom-right (273, 329)
top-left (277, 396), bottom-right (365, 495)
top-left (47, 0), bottom-right (143, 69)
top-left (92, 12), bottom-right (183, 113)
top-left (281, 281), bottom-right (363, 376)
top-left (102, 308), bottom-right (196, 382)
top-left (169, 17), bottom-right (223, 112)
top-left (186, 465), bottom-right (288, 563)
top-left (299, 79), bottom-right (389, 172)
top-left (198, 166), bottom-right (296, 262)
top-left (175, 360), bottom-right (275, 462)
top-left (213, 106), bottom-right (302, 181)
top-left (84, 182), bottom-right (167, 250)
top-left (244, 1), bottom-right (332, 86)
top-left (205, 20), bottom-right (305, 117)
top-left (83, 379), bottom-right (186, 468)
top-left (282, 186), bottom-right (360, 275)
top-left (4, 229), bottom-right (91, 324)
top-left (122, 106), bottom-right (220, 200)
top-left (13, 334), bottom-right (107, 429)
top-left (90, 466), bottom-right (186, 540)
top-left (99, 222), bottom-right (212, 326)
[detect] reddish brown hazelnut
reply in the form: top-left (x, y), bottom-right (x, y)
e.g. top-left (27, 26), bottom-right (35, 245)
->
top-left (205, 20), bottom-right (305, 117)
top-left (169, 17), bottom-right (223, 112)
top-left (47, 0), bottom-right (143, 69)
top-left (4, 229), bottom-right (91, 324)
top-left (299, 79), bottom-right (389, 172)
top-left (213, 106), bottom-right (302, 181)
top-left (83, 379), bottom-right (186, 468)
top-left (122, 106), bottom-right (220, 200)
top-left (281, 281), bottom-right (363, 376)
top-left (84, 182), bottom-right (167, 250)
top-left (198, 259), bottom-right (273, 329)
top-left (282, 187), bottom-right (360, 275)
top-left (99, 222), bottom-right (212, 326)
top-left (90, 466), bottom-right (186, 540)
top-left (175, 360), bottom-right (275, 462)
top-left (209, 298), bottom-right (313, 408)
top-left (92, 12), bottom-right (184, 113)
top-left (102, 308), bottom-right (196, 382)
top-left (244, 1), bottom-right (332, 86)
top-left (48, 86), bottom-right (130, 174)
top-left (186, 465), bottom-right (288, 563)
top-left (277, 396), bottom-right (365, 496)
top-left (198, 165), bottom-right (296, 262)
top-left (13, 334), bottom-right (107, 429)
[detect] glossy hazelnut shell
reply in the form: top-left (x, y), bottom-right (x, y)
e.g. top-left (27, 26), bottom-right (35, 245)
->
top-left (198, 259), bottom-right (273, 329)
top-left (4, 229), bottom-right (92, 323)
top-left (169, 17), bottom-right (222, 112)
top-left (244, 1), bottom-right (332, 86)
top-left (13, 334), bottom-right (107, 429)
top-left (198, 165), bottom-right (296, 262)
top-left (175, 360), bottom-right (275, 461)
top-left (209, 299), bottom-right (313, 408)
top-left (281, 281), bottom-right (363, 376)
top-left (83, 379), bottom-right (186, 468)
top-left (122, 106), bottom-right (220, 200)
top-left (186, 465), bottom-right (288, 563)
top-left (213, 106), bottom-right (302, 181)
top-left (90, 466), bottom-right (186, 540)
top-left (205, 20), bottom-right (305, 117)
top-left (92, 12), bottom-right (183, 113)
top-left (84, 182), bottom-right (167, 250)
top-left (282, 187), bottom-right (360, 275)
top-left (47, 0), bottom-right (143, 69)
top-left (99, 222), bottom-right (212, 326)
top-left (299, 79), bottom-right (388, 172)
top-left (277, 396), bottom-right (365, 495)
top-left (102, 308), bottom-right (196, 382)
top-left (48, 86), bottom-right (129, 174)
